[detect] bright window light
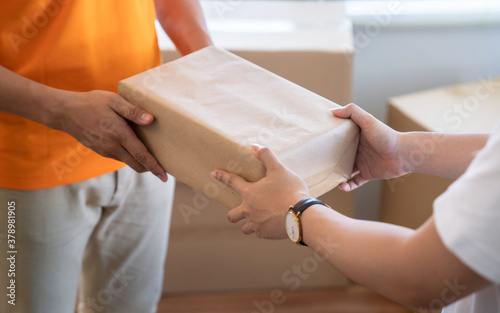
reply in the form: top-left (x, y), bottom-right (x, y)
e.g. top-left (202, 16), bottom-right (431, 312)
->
top-left (207, 19), bottom-right (297, 33)
top-left (346, 0), bottom-right (500, 16)
top-left (345, 0), bottom-right (500, 27)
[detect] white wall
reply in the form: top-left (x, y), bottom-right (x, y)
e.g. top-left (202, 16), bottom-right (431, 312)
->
top-left (351, 24), bottom-right (500, 219)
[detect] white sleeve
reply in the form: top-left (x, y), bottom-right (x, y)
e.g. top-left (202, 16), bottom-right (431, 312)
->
top-left (434, 122), bottom-right (500, 284)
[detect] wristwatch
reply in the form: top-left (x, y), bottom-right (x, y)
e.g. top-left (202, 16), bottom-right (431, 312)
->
top-left (284, 197), bottom-right (330, 246)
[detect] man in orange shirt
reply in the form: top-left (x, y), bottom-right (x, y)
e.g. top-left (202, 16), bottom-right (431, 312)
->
top-left (0, 1), bottom-right (212, 312)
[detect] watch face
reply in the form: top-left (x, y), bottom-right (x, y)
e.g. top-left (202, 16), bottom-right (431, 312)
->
top-left (285, 211), bottom-right (300, 242)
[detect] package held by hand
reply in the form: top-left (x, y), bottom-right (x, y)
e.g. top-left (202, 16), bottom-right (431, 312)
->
top-left (118, 46), bottom-right (359, 208)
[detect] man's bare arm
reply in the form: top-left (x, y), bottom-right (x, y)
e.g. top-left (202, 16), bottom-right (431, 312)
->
top-left (155, 0), bottom-right (213, 56)
top-left (0, 65), bottom-right (168, 181)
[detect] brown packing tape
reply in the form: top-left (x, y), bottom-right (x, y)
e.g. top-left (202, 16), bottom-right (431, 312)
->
top-left (119, 46), bottom-right (359, 208)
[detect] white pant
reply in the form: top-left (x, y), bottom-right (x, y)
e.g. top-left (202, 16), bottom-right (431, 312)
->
top-left (0, 167), bottom-right (175, 313)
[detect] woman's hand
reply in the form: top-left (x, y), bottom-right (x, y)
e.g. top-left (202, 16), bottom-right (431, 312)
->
top-left (211, 145), bottom-right (309, 239)
top-left (212, 103), bottom-right (409, 238)
top-left (331, 103), bottom-right (408, 191)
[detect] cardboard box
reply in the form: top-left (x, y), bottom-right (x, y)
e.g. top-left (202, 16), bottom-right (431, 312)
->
top-left (157, 1), bottom-right (354, 106)
top-left (381, 78), bottom-right (500, 229)
top-left (119, 46), bottom-right (359, 209)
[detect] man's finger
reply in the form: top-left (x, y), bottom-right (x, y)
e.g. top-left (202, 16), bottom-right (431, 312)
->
top-left (211, 169), bottom-right (248, 194)
top-left (252, 144), bottom-right (282, 173)
top-left (227, 206), bottom-right (246, 223)
top-left (109, 95), bottom-right (155, 126)
top-left (113, 146), bottom-right (148, 173)
top-left (119, 127), bottom-right (168, 182)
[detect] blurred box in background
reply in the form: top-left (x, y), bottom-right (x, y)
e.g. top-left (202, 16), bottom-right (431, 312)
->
top-left (381, 78), bottom-right (500, 229)
top-left (157, 1), bottom-right (355, 293)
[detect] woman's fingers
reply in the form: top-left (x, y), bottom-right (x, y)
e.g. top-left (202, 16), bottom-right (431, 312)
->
top-left (252, 144), bottom-right (283, 173)
top-left (241, 222), bottom-right (255, 235)
top-left (339, 174), bottom-right (369, 192)
top-left (227, 206), bottom-right (246, 223)
top-left (330, 103), bottom-right (376, 130)
top-left (211, 169), bottom-right (248, 194)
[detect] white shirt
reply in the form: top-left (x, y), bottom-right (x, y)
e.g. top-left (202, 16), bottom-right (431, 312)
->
top-left (434, 121), bottom-right (500, 313)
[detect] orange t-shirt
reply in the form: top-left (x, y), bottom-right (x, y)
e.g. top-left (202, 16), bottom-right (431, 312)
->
top-left (0, 0), bottom-right (162, 190)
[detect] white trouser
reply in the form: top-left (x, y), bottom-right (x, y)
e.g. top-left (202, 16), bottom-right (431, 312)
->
top-left (0, 167), bottom-right (175, 313)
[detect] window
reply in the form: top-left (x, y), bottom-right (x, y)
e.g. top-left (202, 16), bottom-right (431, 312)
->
top-left (202, 1), bottom-right (500, 28)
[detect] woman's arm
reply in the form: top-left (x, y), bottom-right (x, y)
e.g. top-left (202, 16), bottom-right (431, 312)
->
top-left (302, 207), bottom-right (488, 309)
top-left (212, 145), bottom-right (490, 309)
top-left (399, 131), bottom-right (488, 179)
